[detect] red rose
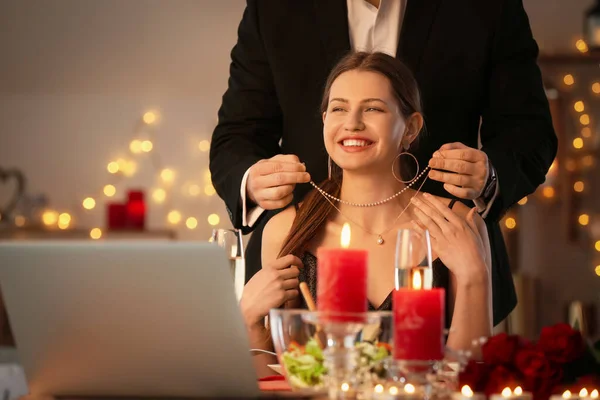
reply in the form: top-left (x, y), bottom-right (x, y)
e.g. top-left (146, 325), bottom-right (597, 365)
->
top-left (459, 360), bottom-right (491, 392)
top-left (537, 323), bottom-right (584, 364)
top-left (484, 365), bottom-right (522, 396)
top-left (515, 347), bottom-right (563, 400)
top-left (482, 333), bottom-right (520, 365)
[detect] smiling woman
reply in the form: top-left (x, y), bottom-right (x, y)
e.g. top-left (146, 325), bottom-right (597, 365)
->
top-left (238, 52), bottom-right (493, 378)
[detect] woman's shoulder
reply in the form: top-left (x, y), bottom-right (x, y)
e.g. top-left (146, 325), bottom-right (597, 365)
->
top-left (263, 204), bottom-right (298, 241)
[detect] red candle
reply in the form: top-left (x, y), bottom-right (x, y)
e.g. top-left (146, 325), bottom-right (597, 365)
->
top-left (107, 203), bottom-right (127, 230)
top-left (126, 190), bottom-right (146, 230)
top-left (317, 224), bottom-right (368, 317)
top-left (393, 269), bottom-right (445, 361)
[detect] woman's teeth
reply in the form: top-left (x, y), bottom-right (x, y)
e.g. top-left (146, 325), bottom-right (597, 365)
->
top-left (342, 139), bottom-right (371, 147)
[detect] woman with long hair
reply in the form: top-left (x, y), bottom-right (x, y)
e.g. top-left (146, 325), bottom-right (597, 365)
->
top-left (239, 52), bottom-right (492, 377)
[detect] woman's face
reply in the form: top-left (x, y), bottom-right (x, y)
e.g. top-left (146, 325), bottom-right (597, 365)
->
top-left (323, 70), bottom-right (410, 175)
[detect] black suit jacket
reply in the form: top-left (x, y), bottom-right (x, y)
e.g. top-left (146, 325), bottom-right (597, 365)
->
top-left (209, 0), bottom-right (558, 325)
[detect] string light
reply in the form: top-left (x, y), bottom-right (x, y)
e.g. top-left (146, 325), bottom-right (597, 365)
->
top-left (186, 217), bottom-right (198, 229)
top-left (208, 214), bottom-right (220, 226)
top-left (58, 213), bottom-right (71, 228)
top-left (580, 114), bottom-right (590, 125)
top-left (574, 100), bottom-right (585, 112)
top-left (564, 74), bottom-right (575, 85)
top-left (122, 160), bottom-right (137, 177)
top-left (578, 214), bottom-right (590, 226)
top-left (161, 168), bottom-right (175, 183)
top-left (198, 140), bottom-right (210, 152)
top-left (204, 184), bottom-right (216, 196)
top-left (14, 215), bottom-right (26, 227)
top-left (592, 82), bottom-right (600, 94)
top-left (129, 140), bottom-right (143, 154)
top-left (141, 140), bottom-right (153, 152)
top-left (42, 210), bottom-right (58, 226)
top-left (82, 197), bottom-right (96, 210)
top-left (596, 265), bottom-right (600, 276)
top-left (576, 39), bottom-right (589, 53)
top-left (167, 210), bottom-right (182, 225)
top-left (542, 186), bottom-right (555, 198)
top-left (505, 217), bottom-right (517, 230)
top-left (188, 184), bottom-right (201, 196)
top-left (518, 197), bottom-right (528, 205)
top-left (582, 156), bottom-right (594, 168)
top-left (143, 111), bottom-right (157, 125)
top-left (595, 240), bottom-right (600, 252)
top-left (103, 184), bottom-right (116, 197)
top-left (581, 127), bottom-right (592, 138)
top-left (573, 137), bottom-right (584, 149)
top-left (152, 188), bottom-right (166, 203)
top-left (90, 228), bottom-right (102, 239)
top-left (204, 169), bottom-right (211, 181)
top-left (574, 181), bottom-right (585, 192)
top-left (107, 161), bottom-right (119, 174)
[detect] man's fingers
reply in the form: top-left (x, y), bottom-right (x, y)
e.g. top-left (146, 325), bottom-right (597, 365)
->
top-left (438, 148), bottom-right (487, 163)
top-left (439, 142), bottom-right (468, 151)
top-left (428, 170), bottom-right (478, 188)
top-left (428, 158), bottom-right (476, 175)
top-left (443, 183), bottom-right (478, 200)
top-left (271, 154), bottom-right (301, 164)
top-left (259, 194), bottom-right (294, 210)
top-left (256, 171), bottom-right (310, 188)
top-left (254, 161), bottom-right (307, 176)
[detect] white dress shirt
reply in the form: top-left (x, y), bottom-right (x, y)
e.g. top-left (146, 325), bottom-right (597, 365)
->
top-left (240, 0), bottom-right (497, 227)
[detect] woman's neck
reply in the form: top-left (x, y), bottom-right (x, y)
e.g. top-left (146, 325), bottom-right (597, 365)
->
top-left (334, 171), bottom-right (416, 235)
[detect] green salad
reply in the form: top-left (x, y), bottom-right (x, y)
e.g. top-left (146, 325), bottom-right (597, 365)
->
top-left (281, 338), bottom-right (391, 389)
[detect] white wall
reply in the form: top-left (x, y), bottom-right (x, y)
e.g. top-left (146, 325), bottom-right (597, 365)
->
top-left (0, 0), bottom-right (246, 240)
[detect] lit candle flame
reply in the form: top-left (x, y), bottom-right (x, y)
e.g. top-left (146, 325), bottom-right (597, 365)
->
top-left (404, 384), bottom-right (415, 394)
top-left (341, 382), bottom-right (350, 392)
top-left (590, 389), bottom-right (598, 399)
top-left (502, 387), bottom-right (512, 397)
top-left (341, 223), bottom-right (351, 248)
top-left (562, 390), bottom-right (572, 399)
top-left (389, 386), bottom-right (399, 395)
top-left (412, 269), bottom-right (422, 290)
top-left (461, 385), bottom-right (474, 398)
top-left (514, 387), bottom-right (523, 396)
top-left (580, 389), bottom-right (589, 398)
top-left (374, 384), bottom-right (384, 394)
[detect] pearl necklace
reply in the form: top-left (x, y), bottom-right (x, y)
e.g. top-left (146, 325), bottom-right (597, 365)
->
top-left (313, 169), bottom-right (430, 245)
top-left (308, 166), bottom-right (429, 207)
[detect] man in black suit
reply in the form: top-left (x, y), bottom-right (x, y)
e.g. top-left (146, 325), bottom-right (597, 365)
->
top-left (210, 0), bottom-right (557, 325)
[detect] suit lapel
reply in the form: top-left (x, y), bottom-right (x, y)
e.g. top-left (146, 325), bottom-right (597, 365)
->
top-left (397, 0), bottom-right (444, 73)
top-left (313, 0), bottom-right (351, 71)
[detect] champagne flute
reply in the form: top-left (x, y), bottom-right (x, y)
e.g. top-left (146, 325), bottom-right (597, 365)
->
top-left (209, 228), bottom-right (245, 301)
top-left (394, 228), bottom-right (433, 290)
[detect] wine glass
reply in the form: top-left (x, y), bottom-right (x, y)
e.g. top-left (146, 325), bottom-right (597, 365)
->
top-left (394, 228), bottom-right (433, 290)
top-left (209, 228), bottom-right (245, 301)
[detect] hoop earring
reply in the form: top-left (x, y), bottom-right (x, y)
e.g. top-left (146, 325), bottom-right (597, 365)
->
top-left (392, 152), bottom-right (420, 184)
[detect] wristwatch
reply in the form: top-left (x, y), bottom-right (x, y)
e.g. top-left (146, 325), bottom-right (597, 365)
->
top-left (481, 159), bottom-right (497, 202)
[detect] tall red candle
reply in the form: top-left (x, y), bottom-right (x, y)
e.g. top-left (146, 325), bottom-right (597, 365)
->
top-left (126, 190), bottom-right (146, 230)
top-left (393, 270), bottom-right (445, 361)
top-left (316, 224), bottom-right (367, 316)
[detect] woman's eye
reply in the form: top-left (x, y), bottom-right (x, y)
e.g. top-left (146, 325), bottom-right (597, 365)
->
top-left (365, 107), bottom-right (383, 112)
top-left (331, 107), bottom-right (346, 112)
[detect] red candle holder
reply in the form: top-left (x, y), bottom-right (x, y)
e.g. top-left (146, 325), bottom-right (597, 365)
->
top-left (107, 203), bottom-right (127, 230)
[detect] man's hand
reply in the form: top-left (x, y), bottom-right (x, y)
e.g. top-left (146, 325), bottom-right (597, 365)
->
top-left (247, 154), bottom-right (311, 210)
top-left (428, 142), bottom-right (489, 200)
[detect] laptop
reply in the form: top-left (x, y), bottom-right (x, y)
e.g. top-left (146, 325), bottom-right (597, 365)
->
top-left (0, 241), bottom-right (259, 398)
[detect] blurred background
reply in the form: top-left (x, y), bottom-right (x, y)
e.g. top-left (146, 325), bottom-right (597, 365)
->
top-left (0, 0), bottom-right (599, 339)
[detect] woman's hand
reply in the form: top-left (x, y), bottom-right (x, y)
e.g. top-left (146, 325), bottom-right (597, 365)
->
top-left (240, 254), bottom-right (303, 328)
top-left (410, 193), bottom-right (487, 285)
